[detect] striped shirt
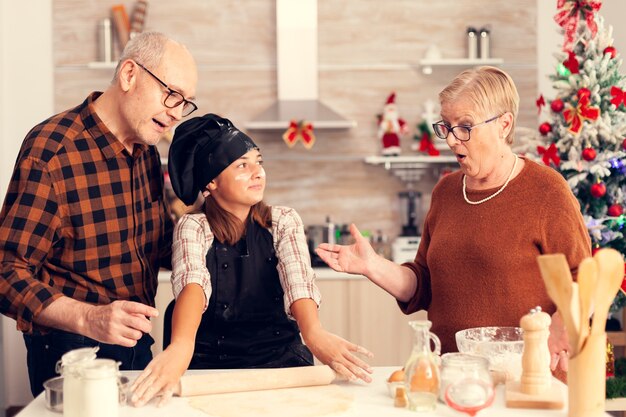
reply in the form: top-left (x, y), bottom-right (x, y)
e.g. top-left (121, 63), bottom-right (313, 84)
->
top-left (0, 92), bottom-right (174, 333)
top-left (171, 206), bottom-right (321, 317)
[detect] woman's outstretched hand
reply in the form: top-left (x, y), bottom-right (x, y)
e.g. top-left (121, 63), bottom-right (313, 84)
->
top-left (315, 224), bottom-right (376, 276)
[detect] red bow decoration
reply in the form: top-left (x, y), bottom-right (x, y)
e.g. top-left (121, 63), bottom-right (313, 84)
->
top-left (419, 131), bottom-right (440, 156)
top-left (563, 88), bottom-right (600, 134)
top-left (554, 0), bottom-right (602, 51)
top-left (537, 143), bottom-right (561, 167)
top-left (536, 94), bottom-right (546, 114)
top-left (610, 86), bottom-right (626, 108)
top-left (563, 51), bottom-right (580, 74)
top-left (282, 120), bottom-right (316, 149)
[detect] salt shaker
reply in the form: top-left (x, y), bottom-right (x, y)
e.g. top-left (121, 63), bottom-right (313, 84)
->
top-left (98, 18), bottom-right (113, 63)
top-left (466, 27), bottom-right (478, 59)
top-left (479, 27), bottom-right (491, 60)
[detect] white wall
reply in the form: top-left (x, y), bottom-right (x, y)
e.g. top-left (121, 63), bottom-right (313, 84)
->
top-left (0, 0), bottom-right (54, 409)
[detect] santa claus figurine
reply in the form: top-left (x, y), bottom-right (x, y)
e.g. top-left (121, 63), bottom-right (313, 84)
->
top-left (378, 92), bottom-right (408, 156)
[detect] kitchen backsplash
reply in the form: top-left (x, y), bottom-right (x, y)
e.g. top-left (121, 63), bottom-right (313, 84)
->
top-left (52, 0), bottom-right (538, 238)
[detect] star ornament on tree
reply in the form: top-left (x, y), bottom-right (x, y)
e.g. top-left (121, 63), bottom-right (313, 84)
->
top-left (563, 88), bottom-right (600, 134)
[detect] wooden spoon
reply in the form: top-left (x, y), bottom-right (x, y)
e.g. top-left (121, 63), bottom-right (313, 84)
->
top-left (576, 257), bottom-right (597, 352)
top-left (590, 248), bottom-right (625, 336)
top-left (537, 254), bottom-right (580, 356)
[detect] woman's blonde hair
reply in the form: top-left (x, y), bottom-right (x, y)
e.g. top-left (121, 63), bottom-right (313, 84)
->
top-left (204, 197), bottom-right (272, 246)
top-left (438, 66), bottom-right (519, 144)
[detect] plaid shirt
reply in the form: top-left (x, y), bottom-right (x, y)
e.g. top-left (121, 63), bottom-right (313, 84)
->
top-left (0, 92), bottom-right (174, 333)
top-left (171, 206), bottom-right (321, 317)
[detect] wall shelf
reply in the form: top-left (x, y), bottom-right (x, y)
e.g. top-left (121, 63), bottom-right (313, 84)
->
top-left (419, 57), bottom-right (504, 75)
top-left (364, 155), bottom-right (458, 182)
top-left (87, 61), bottom-right (117, 69)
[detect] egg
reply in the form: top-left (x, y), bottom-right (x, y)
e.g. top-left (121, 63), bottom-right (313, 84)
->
top-left (388, 368), bottom-right (405, 382)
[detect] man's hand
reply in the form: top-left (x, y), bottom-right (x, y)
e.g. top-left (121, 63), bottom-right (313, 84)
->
top-left (36, 297), bottom-right (158, 346)
top-left (82, 300), bottom-right (158, 346)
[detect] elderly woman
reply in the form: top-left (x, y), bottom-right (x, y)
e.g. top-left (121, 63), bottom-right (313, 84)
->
top-left (317, 66), bottom-right (590, 372)
top-left (131, 114), bottom-right (373, 407)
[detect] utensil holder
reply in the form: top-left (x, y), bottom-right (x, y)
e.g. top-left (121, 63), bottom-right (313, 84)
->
top-left (567, 332), bottom-right (606, 417)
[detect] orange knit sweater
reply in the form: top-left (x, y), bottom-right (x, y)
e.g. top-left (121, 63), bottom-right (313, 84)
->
top-left (400, 157), bottom-right (591, 353)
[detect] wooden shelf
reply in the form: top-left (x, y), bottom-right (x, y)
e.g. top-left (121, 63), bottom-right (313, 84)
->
top-left (86, 61), bottom-right (117, 69)
top-left (419, 57), bottom-right (504, 75)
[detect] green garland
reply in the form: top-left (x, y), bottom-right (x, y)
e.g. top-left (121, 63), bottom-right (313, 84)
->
top-left (606, 358), bottom-right (626, 399)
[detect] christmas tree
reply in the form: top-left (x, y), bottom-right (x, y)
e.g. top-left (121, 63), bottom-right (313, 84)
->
top-left (530, 0), bottom-right (626, 310)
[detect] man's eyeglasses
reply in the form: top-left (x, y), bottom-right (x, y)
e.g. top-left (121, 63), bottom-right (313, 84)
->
top-left (135, 62), bottom-right (198, 117)
top-left (432, 114), bottom-right (502, 142)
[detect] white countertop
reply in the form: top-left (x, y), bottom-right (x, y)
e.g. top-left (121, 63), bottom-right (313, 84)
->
top-left (17, 367), bottom-right (591, 417)
top-left (158, 267), bottom-right (364, 283)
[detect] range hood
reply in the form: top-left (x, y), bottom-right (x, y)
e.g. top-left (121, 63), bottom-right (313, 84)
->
top-left (245, 0), bottom-right (356, 130)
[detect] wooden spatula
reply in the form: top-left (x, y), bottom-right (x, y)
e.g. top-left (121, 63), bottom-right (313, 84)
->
top-left (590, 248), bottom-right (624, 336)
top-left (537, 254), bottom-right (579, 356)
top-left (576, 257), bottom-right (597, 352)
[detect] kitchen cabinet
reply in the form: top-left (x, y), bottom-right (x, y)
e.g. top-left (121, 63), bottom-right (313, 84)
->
top-left (153, 269), bottom-right (425, 366)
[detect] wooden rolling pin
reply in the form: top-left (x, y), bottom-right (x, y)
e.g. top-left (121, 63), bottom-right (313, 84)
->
top-left (176, 365), bottom-right (337, 397)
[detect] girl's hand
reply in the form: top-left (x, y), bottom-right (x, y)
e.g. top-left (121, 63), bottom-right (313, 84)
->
top-left (130, 342), bottom-right (194, 407)
top-left (303, 327), bottom-right (374, 383)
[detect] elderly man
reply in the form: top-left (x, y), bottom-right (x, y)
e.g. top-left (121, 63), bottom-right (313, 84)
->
top-left (0, 31), bottom-right (198, 396)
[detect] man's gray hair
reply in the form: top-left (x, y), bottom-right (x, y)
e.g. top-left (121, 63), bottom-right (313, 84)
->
top-left (112, 31), bottom-right (170, 82)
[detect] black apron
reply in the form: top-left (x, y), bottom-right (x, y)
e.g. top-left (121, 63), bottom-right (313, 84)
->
top-left (189, 220), bottom-right (313, 369)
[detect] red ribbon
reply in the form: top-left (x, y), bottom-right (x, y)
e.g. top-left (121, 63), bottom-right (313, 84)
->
top-left (282, 120), bottom-right (316, 149)
top-left (563, 51), bottom-right (580, 74)
top-left (537, 143), bottom-right (561, 167)
top-left (554, 0), bottom-right (602, 51)
top-left (419, 131), bottom-right (440, 156)
top-left (610, 86), bottom-right (626, 108)
top-left (536, 94), bottom-right (546, 114)
top-left (563, 89), bottom-right (600, 134)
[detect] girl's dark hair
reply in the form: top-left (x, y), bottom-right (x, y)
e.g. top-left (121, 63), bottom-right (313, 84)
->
top-left (204, 197), bottom-right (272, 245)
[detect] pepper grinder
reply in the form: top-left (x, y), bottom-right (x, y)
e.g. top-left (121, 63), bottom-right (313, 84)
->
top-left (505, 306), bottom-right (564, 409)
top-left (519, 306), bottom-right (551, 395)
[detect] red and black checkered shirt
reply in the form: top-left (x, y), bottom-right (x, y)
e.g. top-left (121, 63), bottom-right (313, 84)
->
top-left (0, 92), bottom-right (174, 333)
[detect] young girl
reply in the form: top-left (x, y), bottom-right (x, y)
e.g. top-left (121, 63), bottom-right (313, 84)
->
top-left (131, 114), bottom-right (373, 406)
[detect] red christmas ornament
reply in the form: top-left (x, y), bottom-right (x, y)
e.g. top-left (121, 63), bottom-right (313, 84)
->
top-left (539, 122), bottom-right (552, 136)
top-left (592, 246), bottom-right (601, 256)
top-left (623, 138), bottom-right (626, 150)
top-left (577, 88), bottom-right (591, 99)
top-left (582, 147), bottom-right (596, 161)
top-left (550, 99), bottom-right (564, 113)
top-left (591, 182), bottom-right (606, 198)
top-left (608, 204), bottom-right (624, 217)
top-left (604, 46), bottom-right (617, 58)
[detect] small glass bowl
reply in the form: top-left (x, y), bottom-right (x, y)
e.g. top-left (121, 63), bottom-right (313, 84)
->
top-left (43, 376), bottom-right (63, 413)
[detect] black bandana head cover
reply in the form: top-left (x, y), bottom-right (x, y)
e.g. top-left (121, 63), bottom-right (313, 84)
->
top-left (168, 113), bottom-right (258, 205)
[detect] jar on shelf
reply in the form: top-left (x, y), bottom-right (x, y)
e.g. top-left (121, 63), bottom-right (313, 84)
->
top-left (466, 27), bottom-right (478, 59)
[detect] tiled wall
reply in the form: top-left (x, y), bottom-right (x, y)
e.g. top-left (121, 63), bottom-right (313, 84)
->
top-left (53, 0), bottom-right (537, 237)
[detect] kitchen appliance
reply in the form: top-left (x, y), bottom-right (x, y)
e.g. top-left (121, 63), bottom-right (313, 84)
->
top-left (392, 236), bottom-right (420, 264)
top-left (398, 190), bottom-right (422, 237)
top-left (306, 218), bottom-right (338, 267)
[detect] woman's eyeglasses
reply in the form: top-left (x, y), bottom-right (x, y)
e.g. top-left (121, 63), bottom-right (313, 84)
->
top-left (432, 114), bottom-right (502, 142)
